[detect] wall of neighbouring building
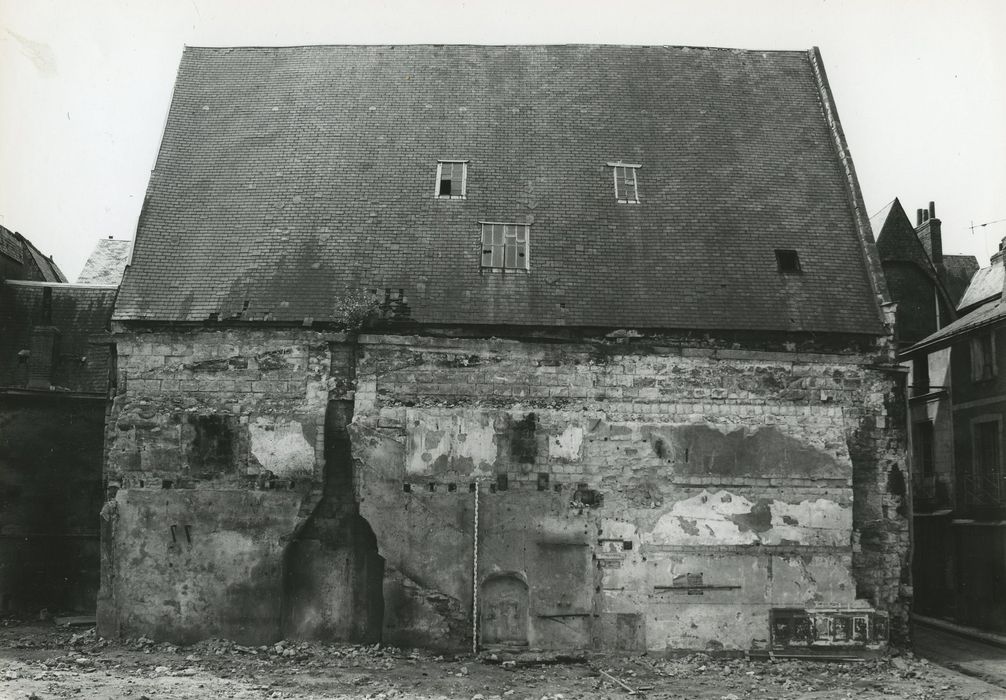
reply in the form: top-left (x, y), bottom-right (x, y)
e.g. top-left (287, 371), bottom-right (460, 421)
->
top-left (98, 328), bottom-right (909, 650)
top-left (0, 395), bottom-right (105, 613)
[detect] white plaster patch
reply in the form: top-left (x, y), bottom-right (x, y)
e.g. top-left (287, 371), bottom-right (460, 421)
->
top-left (650, 490), bottom-right (759, 545)
top-left (549, 425), bottom-right (583, 461)
top-left (766, 499), bottom-right (851, 547)
top-left (648, 490), bottom-right (851, 547)
top-left (250, 418), bottom-right (315, 477)
top-left (405, 410), bottom-right (498, 475)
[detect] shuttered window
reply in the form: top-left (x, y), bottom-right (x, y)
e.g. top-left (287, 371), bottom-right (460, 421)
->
top-left (607, 162), bottom-right (641, 204)
top-left (480, 223), bottom-right (529, 270)
top-left (435, 161), bottom-right (467, 199)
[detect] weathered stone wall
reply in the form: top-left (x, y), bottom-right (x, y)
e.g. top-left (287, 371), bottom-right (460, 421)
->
top-left (99, 328), bottom-right (909, 650)
top-left (98, 329), bottom-right (357, 643)
top-left (352, 334), bottom-right (910, 650)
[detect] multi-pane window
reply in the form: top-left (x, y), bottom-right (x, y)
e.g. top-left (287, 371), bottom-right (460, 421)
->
top-left (435, 160), bottom-right (467, 199)
top-left (608, 162), bottom-right (641, 203)
top-left (975, 421), bottom-right (1001, 477)
top-left (970, 333), bottom-right (997, 382)
top-left (480, 222), bottom-right (529, 270)
top-left (914, 421), bottom-right (935, 478)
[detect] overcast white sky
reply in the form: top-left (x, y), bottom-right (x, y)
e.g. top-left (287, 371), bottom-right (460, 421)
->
top-left (1, 0), bottom-right (1004, 282)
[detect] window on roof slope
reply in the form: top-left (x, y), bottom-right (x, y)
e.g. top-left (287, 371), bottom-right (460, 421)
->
top-left (435, 160), bottom-right (467, 199)
top-left (970, 332), bottom-right (997, 382)
top-left (775, 249), bottom-right (802, 273)
top-left (608, 162), bottom-right (640, 204)
top-left (480, 222), bottom-right (529, 270)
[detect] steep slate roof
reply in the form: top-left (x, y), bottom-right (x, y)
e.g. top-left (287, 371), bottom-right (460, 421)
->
top-left (115, 45), bottom-right (885, 334)
top-left (943, 254), bottom-right (980, 307)
top-left (77, 239), bottom-right (133, 285)
top-left (0, 282), bottom-right (116, 393)
top-left (958, 263), bottom-right (1004, 312)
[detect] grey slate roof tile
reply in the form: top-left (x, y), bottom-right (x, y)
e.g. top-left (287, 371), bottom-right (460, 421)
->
top-left (77, 239), bottom-right (133, 286)
top-left (115, 44), bottom-right (884, 334)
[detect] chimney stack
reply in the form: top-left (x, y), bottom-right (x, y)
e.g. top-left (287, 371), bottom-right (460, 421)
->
top-left (915, 200), bottom-right (943, 269)
top-left (917, 209), bottom-right (924, 226)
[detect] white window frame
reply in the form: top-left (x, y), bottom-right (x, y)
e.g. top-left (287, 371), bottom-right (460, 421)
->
top-left (607, 161), bottom-right (641, 204)
top-left (435, 160), bottom-right (468, 200)
top-left (479, 221), bottom-right (530, 271)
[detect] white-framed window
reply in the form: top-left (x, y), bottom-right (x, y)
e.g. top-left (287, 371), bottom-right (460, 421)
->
top-left (435, 160), bottom-right (468, 199)
top-left (480, 222), bottom-right (529, 270)
top-left (607, 162), bottom-right (641, 204)
top-left (970, 332), bottom-right (997, 382)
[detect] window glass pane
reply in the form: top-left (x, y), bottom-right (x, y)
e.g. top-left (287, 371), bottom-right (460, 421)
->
top-left (492, 245), bottom-right (504, 268)
top-left (481, 225), bottom-right (491, 245)
top-left (516, 226), bottom-right (526, 242)
top-left (504, 242), bottom-right (517, 268)
top-left (439, 178), bottom-right (452, 196)
top-left (482, 246), bottom-right (494, 267)
top-left (493, 225), bottom-right (504, 244)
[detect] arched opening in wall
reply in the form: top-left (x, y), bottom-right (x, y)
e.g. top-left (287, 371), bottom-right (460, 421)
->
top-left (281, 400), bottom-right (384, 642)
top-left (480, 573), bottom-right (529, 648)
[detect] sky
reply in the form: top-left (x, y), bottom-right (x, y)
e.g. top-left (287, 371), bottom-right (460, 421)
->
top-left (1, 0), bottom-right (1005, 283)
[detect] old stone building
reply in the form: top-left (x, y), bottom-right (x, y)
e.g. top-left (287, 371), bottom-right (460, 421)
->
top-left (0, 226), bottom-right (115, 614)
top-left (97, 45), bottom-right (910, 652)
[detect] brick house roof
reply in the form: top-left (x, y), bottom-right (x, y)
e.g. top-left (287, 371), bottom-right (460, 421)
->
top-left (114, 45), bottom-right (886, 334)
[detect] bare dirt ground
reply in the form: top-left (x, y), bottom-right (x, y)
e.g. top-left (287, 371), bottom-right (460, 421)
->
top-left (2, 619), bottom-right (1004, 700)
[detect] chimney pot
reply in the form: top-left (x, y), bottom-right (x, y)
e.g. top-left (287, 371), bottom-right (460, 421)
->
top-left (929, 201), bottom-right (936, 219)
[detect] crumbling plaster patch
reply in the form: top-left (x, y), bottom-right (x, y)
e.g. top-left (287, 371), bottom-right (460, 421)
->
top-left (649, 491), bottom-right (851, 547)
top-left (249, 418), bottom-right (316, 477)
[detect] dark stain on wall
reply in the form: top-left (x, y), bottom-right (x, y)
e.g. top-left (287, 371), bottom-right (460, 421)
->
top-left (185, 415), bottom-right (238, 473)
top-left (644, 424), bottom-right (840, 478)
top-left (730, 500), bottom-right (773, 533)
top-left (282, 400), bottom-right (384, 642)
top-left (510, 413), bottom-right (537, 464)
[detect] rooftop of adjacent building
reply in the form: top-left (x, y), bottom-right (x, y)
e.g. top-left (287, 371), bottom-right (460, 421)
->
top-left (76, 237), bottom-right (133, 286)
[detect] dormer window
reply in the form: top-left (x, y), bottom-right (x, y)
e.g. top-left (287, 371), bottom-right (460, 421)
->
top-left (608, 162), bottom-right (640, 204)
top-left (480, 222), bottom-right (529, 271)
top-left (435, 160), bottom-right (467, 199)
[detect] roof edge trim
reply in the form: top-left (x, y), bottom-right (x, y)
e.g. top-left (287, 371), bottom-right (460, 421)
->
top-left (4, 280), bottom-right (119, 291)
top-left (808, 47), bottom-right (891, 327)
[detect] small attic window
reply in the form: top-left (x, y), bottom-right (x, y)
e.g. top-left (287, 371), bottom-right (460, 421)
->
top-left (607, 162), bottom-right (640, 204)
top-left (435, 160), bottom-right (467, 199)
top-left (775, 249), bottom-right (802, 273)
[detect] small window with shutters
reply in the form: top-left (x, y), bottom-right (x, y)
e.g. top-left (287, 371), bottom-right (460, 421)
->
top-left (435, 160), bottom-right (467, 199)
top-left (480, 222), bottom-right (529, 271)
top-left (607, 162), bottom-right (641, 204)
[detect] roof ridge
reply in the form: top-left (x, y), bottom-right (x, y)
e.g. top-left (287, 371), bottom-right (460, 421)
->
top-left (181, 43), bottom-right (810, 53)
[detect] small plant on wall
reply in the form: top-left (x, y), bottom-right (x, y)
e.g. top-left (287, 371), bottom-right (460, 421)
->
top-left (333, 288), bottom-right (380, 332)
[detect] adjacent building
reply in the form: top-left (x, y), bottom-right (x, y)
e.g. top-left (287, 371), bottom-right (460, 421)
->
top-left (0, 225), bottom-right (116, 614)
top-left (97, 45), bottom-right (911, 652)
top-left (904, 235), bottom-right (1005, 633)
